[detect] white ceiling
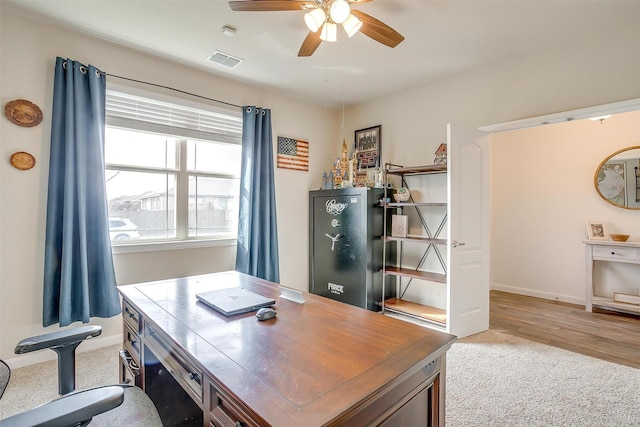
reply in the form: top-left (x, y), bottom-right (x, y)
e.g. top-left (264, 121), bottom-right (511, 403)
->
top-left (5, 0), bottom-right (640, 108)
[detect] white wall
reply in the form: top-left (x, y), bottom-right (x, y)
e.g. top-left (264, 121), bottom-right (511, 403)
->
top-left (0, 6), bottom-right (339, 362)
top-left (339, 21), bottom-right (640, 303)
top-left (492, 111), bottom-right (640, 302)
top-left (342, 21), bottom-right (639, 162)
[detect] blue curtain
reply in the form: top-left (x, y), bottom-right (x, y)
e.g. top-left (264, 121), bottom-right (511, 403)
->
top-left (235, 106), bottom-right (280, 283)
top-left (43, 57), bottom-right (121, 327)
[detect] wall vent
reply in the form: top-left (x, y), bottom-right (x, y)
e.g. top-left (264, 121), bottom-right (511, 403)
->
top-left (207, 50), bottom-right (243, 68)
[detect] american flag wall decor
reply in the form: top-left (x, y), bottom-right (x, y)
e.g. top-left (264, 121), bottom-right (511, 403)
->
top-left (277, 136), bottom-right (309, 171)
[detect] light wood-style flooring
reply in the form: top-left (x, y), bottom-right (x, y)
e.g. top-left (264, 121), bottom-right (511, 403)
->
top-left (490, 290), bottom-right (640, 369)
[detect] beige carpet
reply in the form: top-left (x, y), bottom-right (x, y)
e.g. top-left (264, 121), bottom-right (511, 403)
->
top-left (447, 330), bottom-right (640, 426)
top-left (2, 331), bottom-right (640, 425)
top-left (0, 345), bottom-right (120, 419)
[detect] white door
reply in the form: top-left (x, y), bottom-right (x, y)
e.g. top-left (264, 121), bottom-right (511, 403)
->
top-left (447, 124), bottom-right (490, 338)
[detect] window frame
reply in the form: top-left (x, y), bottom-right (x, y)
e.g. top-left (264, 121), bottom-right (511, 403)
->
top-left (104, 83), bottom-right (242, 253)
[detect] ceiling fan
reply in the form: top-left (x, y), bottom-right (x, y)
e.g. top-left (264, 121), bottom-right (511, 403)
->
top-left (228, 0), bottom-right (404, 57)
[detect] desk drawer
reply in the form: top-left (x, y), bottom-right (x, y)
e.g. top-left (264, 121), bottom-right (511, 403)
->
top-left (123, 301), bottom-right (141, 333)
top-left (593, 246), bottom-right (640, 262)
top-left (119, 349), bottom-right (141, 387)
top-left (123, 323), bottom-right (141, 363)
top-left (209, 383), bottom-right (259, 427)
top-left (146, 325), bottom-right (203, 407)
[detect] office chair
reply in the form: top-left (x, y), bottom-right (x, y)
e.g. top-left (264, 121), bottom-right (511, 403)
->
top-left (0, 325), bottom-right (161, 426)
top-left (0, 360), bottom-right (9, 400)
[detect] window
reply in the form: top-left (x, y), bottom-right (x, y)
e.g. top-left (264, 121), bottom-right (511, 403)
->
top-left (104, 88), bottom-right (242, 245)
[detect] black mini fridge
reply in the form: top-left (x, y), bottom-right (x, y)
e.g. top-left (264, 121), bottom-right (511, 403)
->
top-left (309, 187), bottom-right (395, 311)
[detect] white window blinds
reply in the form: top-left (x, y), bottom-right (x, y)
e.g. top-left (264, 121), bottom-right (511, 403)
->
top-left (106, 90), bottom-right (242, 145)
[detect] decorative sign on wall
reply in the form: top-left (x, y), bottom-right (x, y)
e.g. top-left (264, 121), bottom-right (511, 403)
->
top-left (277, 136), bottom-right (309, 171)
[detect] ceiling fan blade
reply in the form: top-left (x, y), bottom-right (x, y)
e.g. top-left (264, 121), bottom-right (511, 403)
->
top-left (298, 31), bottom-right (322, 57)
top-left (350, 9), bottom-right (404, 48)
top-left (229, 1), bottom-right (314, 12)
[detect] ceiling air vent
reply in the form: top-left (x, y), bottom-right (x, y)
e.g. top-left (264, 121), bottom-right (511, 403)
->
top-left (207, 50), bottom-right (243, 68)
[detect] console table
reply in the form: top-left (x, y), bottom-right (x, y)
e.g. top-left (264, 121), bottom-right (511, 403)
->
top-left (585, 240), bottom-right (640, 314)
top-left (118, 271), bottom-right (456, 426)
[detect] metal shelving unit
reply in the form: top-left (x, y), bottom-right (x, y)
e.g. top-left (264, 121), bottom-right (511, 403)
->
top-left (381, 163), bottom-right (448, 329)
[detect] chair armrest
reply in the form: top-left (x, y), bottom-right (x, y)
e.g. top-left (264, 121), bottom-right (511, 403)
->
top-left (0, 385), bottom-right (124, 427)
top-left (14, 325), bottom-right (102, 354)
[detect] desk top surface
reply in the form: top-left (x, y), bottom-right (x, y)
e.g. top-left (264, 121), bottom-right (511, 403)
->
top-left (584, 239), bottom-right (640, 248)
top-left (119, 271), bottom-right (456, 425)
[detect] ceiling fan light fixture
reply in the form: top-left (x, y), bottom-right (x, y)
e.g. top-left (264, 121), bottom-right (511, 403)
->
top-left (320, 21), bottom-right (337, 42)
top-left (329, 0), bottom-right (350, 24)
top-left (342, 13), bottom-right (362, 37)
top-left (304, 8), bottom-right (326, 32)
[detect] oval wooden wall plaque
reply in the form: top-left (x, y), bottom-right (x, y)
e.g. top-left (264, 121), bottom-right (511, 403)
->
top-left (4, 99), bottom-right (43, 127)
top-left (10, 151), bottom-right (36, 170)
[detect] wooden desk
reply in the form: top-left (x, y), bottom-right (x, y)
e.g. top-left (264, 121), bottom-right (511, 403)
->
top-left (118, 271), bottom-right (456, 426)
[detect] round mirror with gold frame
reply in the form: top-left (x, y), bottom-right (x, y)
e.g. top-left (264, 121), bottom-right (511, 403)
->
top-left (594, 146), bottom-right (640, 210)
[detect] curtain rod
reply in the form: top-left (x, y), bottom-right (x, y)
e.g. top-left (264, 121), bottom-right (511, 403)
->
top-left (104, 72), bottom-right (244, 110)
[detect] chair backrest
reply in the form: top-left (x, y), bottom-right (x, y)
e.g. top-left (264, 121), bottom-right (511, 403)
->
top-left (0, 360), bottom-right (10, 399)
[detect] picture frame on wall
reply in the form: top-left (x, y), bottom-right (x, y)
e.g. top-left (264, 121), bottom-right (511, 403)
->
top-left (355, 125), bottom-right (381, 169)
top-left (586, 221), bottom-right (608, 240)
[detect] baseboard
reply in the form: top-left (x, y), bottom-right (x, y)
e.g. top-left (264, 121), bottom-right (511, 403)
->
top-left (491, 284), bottom-right (584, 306)
top-left (4, 333), bottom-right (122, 370)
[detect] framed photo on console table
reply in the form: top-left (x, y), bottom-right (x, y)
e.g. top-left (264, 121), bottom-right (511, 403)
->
top-left (355, 125), bottom-right (381, 169)
top-left (586, 221), bottom-right (608, 240)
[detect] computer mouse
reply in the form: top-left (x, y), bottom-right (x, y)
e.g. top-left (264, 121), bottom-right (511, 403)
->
top-left (256, 307), bottom-right (277, 321)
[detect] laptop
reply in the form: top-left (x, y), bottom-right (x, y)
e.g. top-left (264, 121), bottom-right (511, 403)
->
top-left (196, 287), bottom-right (275, 316)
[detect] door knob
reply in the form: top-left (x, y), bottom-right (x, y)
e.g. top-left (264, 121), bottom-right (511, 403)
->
top-left (452, 240), bottom-right (466, 248)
